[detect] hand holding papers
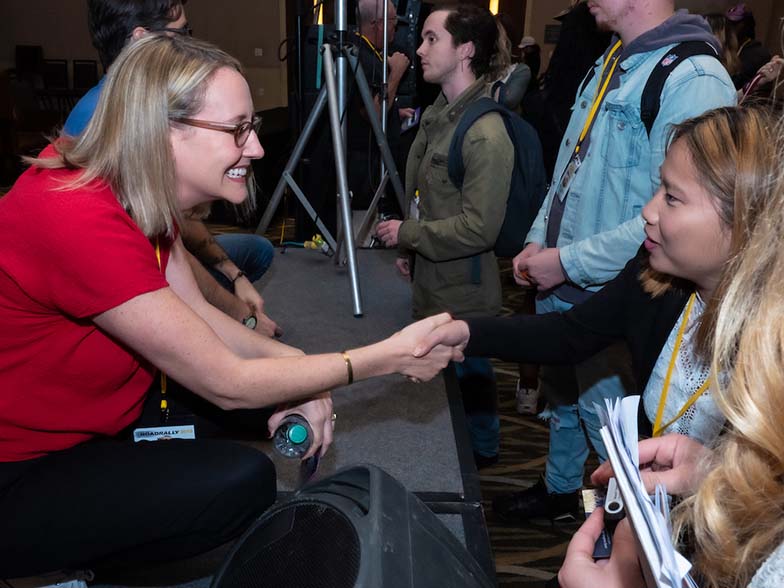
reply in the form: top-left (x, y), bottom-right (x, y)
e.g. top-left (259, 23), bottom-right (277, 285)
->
top-left (596, 396), bottom-right (695, 588)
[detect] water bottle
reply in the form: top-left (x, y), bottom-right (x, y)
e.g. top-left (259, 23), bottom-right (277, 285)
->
top-left (273, 414), bottom-right (312, 458)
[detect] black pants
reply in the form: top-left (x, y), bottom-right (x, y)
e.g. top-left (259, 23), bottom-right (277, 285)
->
top-left (0, 388), bottom-right (276, 578)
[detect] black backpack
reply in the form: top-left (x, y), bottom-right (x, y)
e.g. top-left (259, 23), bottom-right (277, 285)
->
top-left (447, 97), bottom-right (547, 258)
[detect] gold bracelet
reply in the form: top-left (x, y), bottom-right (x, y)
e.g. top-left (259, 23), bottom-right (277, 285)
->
top-left (340, 350), bottom-right (353, 385)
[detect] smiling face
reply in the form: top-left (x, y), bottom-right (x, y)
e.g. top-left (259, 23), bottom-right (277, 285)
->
top-left (169, 67), bottom-right (264, 210)
top-left (642, 139), bottom-right (732, 295)
top-left (416, 10), bottom-right (463, 86)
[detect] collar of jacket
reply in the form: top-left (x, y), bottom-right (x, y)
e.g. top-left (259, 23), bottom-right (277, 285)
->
top-left (423, 76), bottom-right (491, 127)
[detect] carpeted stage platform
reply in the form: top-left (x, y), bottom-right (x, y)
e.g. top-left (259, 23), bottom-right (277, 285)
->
top-left (94, 247), bottom-right (492, 588)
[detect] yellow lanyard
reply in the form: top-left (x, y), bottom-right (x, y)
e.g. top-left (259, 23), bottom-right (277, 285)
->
top-left (154, 239), bottom-right (169, 421)
top-left (575, 40), bottom-right (623, 155)
top-left (737, 38), bottom-right (751, 57)
top-left (360, 34), bottom-right (383, 62)
top-left (652, 292), bottom-right (711, 437)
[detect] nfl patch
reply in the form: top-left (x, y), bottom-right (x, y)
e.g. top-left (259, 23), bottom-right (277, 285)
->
top-left (661, 53), bottom-right (678, 67)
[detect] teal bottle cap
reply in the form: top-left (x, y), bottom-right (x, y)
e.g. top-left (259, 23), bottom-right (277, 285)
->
top-left (288, 423), bottom-right (308, 445)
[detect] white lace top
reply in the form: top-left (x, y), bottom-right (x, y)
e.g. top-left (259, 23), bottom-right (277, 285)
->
top-left (643, 294), bottom-right (725, 444)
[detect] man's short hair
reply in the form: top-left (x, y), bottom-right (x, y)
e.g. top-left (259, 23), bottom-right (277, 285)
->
top-left (437, 4), bottom-right (498, 78)
top-left (87, 0), bottom-right (187, 68)
top-left (357, 0), bottom-right (389, 26)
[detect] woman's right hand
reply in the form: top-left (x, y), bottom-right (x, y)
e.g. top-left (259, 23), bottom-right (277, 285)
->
top-left (591, 433), bottom-right (711, 495)
top-left (411, 316), bottom-right (470, 358)
top-left (757, 55), bottom-right (783, 84)
top-left (385, 313), bottom-right (465, 382)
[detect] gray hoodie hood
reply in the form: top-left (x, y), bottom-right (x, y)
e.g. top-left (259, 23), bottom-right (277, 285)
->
top-left (620, 10), bottom-right (720, 59)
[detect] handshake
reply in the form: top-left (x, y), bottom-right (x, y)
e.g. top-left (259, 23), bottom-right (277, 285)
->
top-left (385, 312), bottom-right (472, 383)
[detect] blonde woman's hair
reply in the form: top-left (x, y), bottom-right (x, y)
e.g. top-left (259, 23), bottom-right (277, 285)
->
top-left (671, 111), bottom-right (784, 588)
top-left (28, 34), bottom-right (242, 238)
top-left (639, 106), bottom-right (777, 358)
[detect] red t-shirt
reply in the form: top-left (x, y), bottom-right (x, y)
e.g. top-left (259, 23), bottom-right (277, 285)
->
top-left (0, 149), bottom-right (173, 461)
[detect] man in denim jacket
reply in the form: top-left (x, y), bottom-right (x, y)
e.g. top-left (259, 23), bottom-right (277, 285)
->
top-left (494, 0), bottom-right (737, 522)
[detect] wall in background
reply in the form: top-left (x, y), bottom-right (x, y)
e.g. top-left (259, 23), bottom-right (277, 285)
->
top-left (0, 0), bottom-right (289, 111)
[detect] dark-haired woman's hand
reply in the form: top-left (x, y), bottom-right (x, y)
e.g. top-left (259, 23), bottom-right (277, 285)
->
top-left (591, 433), bottom-right (711, 495)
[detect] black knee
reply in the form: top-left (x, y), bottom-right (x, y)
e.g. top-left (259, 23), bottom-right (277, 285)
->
top-left (205, 443), bottom-right (276, 543)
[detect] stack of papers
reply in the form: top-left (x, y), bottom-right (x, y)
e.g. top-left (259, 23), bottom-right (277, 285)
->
top-left (597, 396), bottom-right (696, 588)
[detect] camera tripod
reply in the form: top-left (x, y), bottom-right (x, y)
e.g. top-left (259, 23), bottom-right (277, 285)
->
top-left (255, 5), bottom-right (405, 317)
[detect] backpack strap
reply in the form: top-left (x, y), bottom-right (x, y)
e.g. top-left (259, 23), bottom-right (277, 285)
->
top-left (447, 97), bottom-right (509, 285)
top-left (491, 79), bottom-right (507, 106)
top-left (447, 97), bottom-right (509, 190)
top-left (640, 41), bottom-right (718, 137)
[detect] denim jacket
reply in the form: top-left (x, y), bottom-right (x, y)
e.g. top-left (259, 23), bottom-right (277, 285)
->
top-left (527, 35), bottom-right (736, 290)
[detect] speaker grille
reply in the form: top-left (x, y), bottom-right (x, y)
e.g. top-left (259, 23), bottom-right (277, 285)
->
top-left (215, 502), bottom-right (361, 588)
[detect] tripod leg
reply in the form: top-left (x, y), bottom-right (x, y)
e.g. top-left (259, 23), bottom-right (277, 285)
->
top-left (323, 45), bottom-right (363, 316)
top-left (254, 85), bottom-right (336, 243)
top-left (346, 48), bottom-right (406, 214)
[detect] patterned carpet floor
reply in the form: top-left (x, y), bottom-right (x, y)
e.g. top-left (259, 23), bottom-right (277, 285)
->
top-left (481, 261), bottom-right (599, 587)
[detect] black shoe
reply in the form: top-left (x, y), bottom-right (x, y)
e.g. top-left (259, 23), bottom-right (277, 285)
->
top-left (492, 476), bottom-right (580, 523)
top-left (473, 452), bottom-right (499, 470)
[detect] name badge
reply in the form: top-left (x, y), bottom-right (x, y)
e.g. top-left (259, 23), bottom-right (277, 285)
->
top-left (554, 154), bottom-right (582, 202)
top-left (409, 189), bottom-right (420, 221)
top-left (133, 425), bottom-right (196, 442)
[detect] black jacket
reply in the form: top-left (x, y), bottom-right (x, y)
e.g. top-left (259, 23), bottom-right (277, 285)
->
top-left (464, 251), bottom-right (690, 436)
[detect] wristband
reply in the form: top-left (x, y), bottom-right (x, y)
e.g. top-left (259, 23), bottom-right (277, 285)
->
top-left (340, 350), bottom-right (353, 385)
top-left (231, 270), bottom-right (245, 283)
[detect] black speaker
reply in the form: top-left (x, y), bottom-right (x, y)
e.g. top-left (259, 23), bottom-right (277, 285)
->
top-left (211, 464), bottom-right (494, 588)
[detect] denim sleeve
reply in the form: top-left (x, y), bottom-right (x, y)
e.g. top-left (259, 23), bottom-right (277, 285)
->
top-left (560, 215), bottom-right (646, 287)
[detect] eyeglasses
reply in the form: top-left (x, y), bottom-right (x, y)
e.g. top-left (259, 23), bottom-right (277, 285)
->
top-left (150, 23), bottom-right (193, 37)
top-left (171, 115), bottom-right (262, 147)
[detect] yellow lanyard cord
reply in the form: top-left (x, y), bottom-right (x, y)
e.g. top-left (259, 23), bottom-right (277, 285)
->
top-left (575, 40), bottom-right (623, 155)
top-left (360, 34), bottom-right (383, 62)
top-left (737, 38), bottom-right (751, 58)
top-left (154, 239), bottom-right (169, 419)
top-left (652, 293), bottom-right (711, 437)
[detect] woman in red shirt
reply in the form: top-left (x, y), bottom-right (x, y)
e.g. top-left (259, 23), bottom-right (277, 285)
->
top-left (0, 35), bottom-right (459, 579)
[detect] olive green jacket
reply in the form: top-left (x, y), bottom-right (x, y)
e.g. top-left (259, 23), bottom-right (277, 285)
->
top-left (398, 78), bottom-right (513, 319)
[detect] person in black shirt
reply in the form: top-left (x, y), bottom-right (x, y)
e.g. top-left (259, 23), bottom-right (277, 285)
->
top-left (346, 0), bottom-right (412, 211)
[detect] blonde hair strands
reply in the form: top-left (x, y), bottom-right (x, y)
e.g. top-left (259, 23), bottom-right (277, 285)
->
top-left (28, 34), bottom-right (242, 238)
top-left (670, 109), bottom-right (784, 588)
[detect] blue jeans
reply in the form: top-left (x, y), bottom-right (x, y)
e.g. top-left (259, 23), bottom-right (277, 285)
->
top-left (536, 295), bottom-right (634, 494)
top-left (207, 233), bottom-right (275, 290)
top-left (455, 357), bottom-right (499, 458)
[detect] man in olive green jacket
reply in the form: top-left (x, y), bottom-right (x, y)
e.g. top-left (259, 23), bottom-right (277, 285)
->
top-left (376, 5), bottom-right (513, 464)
